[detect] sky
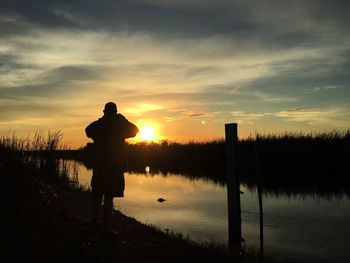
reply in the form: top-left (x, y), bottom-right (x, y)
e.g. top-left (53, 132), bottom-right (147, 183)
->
top-left (0, 0), bottom-right (349, 147)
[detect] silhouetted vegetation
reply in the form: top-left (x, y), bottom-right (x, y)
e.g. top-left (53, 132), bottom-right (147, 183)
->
top-left (0, 132), bottom-right (83, 262)
top-left (245, 130), bottom-right (350, 198)
top-left (74, 130), bottom-right (350, 197)
top-left (0, 131), bottom-right (70, 179)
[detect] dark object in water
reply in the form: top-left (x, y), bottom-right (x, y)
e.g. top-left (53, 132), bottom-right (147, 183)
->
top-left (157, 198), bottom-right (166, 203)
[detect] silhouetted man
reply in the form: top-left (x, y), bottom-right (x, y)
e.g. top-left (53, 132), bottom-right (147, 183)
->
top-left (85, 102), bottom-right (138, 235)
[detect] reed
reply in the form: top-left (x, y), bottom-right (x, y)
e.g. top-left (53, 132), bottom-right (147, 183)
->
top-left (56, 129), bottom-right (350, 196)
top-left (0, 131), bottom-right (71, 180)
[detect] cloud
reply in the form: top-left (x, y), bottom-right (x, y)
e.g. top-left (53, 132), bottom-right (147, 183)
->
top-left (124, 103), bottom-right (164, 115)
top-left (230, 111), bottom-right (267, 125)
top-left (1, 0), bottom-right (350, 41)
top-left (250, 91), bottom-right (299, 103)
top-left (271, 106), bottom-right (350, 128)
top-left (274, 108), bottom-right (323, 123)
top-left (229, 106), bottom-right (350, 128)
top-left (49, 5), bottom-right (89, 26)
top-left (0, 1), bottom-right (350, 145)
top-left (305, 85), bottom-right (343, 93)
top-left (188, 113), bottom-right (205, 117)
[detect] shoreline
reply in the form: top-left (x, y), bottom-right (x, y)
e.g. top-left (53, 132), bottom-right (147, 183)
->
top-left (1, 172), bottom-right (268, 263)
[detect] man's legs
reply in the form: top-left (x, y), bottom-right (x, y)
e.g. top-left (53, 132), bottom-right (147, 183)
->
top-left (103, 194), bottom-right (114, 230)
top-left (91, 192), bottom-right (103, 225)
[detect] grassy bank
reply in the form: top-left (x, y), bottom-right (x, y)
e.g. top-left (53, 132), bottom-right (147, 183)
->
top-left (0, 132), bottom-right (271, 263)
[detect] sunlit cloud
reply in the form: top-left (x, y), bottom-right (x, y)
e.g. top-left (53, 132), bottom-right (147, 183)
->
top-left (230, 111), bottom-right (266, 125)
top-left (250, 91), bottom-right (299, 103)
top-left (124, 103), bottom-right (164, 116)
top-left (273, 107), bottom-right (350, 128)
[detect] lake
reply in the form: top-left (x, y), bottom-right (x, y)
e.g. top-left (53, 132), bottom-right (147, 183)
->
top-left (70, 162), bottom-right (350, 263)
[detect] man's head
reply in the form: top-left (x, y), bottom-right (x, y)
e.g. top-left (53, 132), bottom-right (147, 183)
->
top-left (103, 102), bottom-right (118, 116)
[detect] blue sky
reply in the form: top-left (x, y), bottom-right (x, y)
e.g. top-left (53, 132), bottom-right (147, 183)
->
top-left (0, 0), bottom-right (349, 146)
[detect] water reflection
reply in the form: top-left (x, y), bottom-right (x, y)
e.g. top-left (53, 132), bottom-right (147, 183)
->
top-left (75, 163), bottom-right (228, 241)
top-left (70, 161), bottom-right (350, 263)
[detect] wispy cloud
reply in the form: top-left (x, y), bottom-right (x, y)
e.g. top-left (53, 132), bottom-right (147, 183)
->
top-left (230, 111), bottom-right (266, 125)
top-left (304, 85), bottom-right (343, 93)
top-left (271, 107), bottom-right (350, 127)
top-left (250, 91), bottom-right (299, 103)
top-left (124, 103), bottom-right (164, 115)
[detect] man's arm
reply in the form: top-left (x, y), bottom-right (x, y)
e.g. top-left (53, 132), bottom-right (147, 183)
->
top-left (85, 121), bottom-right (99, 140)
top-left (118, 114), bottom-right (139, 138)
top-left (125, 121), bottom-right (139, 138)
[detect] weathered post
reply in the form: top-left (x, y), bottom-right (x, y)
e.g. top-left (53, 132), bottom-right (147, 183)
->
top-left (225, 123), bottom-right (242, 248)
top-left (258, 185), bottom-right (264, 255)
top-left (255, 141), bottom-right (264, 257)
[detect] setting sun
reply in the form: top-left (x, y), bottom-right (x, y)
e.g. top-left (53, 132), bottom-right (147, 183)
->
top-left (139, 126), bottom-right (156, 141)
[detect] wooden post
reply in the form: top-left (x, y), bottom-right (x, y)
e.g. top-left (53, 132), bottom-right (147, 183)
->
top-left (225, 123), bottom-right (242, 248)
top-left (255, 143), bottom-right (264, 257)
top-left (258, 186), bottom-right (264, 256)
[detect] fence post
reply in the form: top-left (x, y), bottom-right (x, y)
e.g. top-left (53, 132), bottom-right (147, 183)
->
top-left (225, 123), bottom-right (242, 248)
top-left (255, 141), bottom-right (264, 258)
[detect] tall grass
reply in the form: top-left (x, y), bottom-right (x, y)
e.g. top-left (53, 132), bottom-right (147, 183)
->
top-left (248, 130), bottom-right (350, 197)
top-left (62, 129), bottom-right (350, 196)
top-left (121, 129), bottom-right (349, 173)
top-left (0, 131), bottom-right (71, 180)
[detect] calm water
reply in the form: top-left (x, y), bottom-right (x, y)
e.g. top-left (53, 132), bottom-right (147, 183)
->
top-left (70, 162), bottom-right (350, 263)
